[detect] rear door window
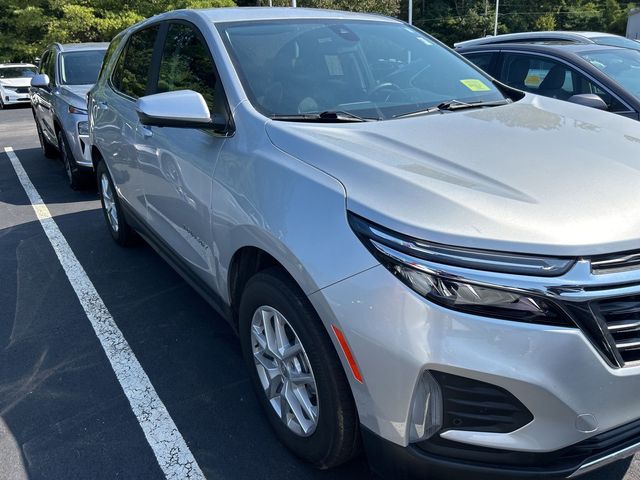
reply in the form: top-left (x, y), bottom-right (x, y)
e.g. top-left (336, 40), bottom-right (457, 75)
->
top-left (156, 22), bottom-right (217, 112)
top-left (500, 52), bottom-right (627, 111)
top-left (112, 25), bottom-right (160, 99)
top-left (464, 52), bottom-right (498, 76)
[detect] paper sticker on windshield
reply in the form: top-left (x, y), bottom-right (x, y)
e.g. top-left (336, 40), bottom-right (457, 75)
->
top-left (460, 79), bottom-right (491, 92)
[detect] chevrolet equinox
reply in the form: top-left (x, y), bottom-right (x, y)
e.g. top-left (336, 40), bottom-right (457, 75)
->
top-left (89, 8), bottom-right (640, 479)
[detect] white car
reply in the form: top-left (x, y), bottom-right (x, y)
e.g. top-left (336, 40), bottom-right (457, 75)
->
top-left (0, 63), bottom-right (37, 108)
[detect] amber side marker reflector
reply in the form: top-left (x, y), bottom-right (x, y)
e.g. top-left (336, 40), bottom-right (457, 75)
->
top-left (331, 325), bottom-right (364, 384)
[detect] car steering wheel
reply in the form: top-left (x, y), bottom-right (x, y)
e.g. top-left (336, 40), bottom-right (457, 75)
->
top-left (369, 82), bottom-right (407, 102)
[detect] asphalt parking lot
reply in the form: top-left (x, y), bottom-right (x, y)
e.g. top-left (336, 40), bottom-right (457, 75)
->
top-left (0, 105), bottom-right (639, 480)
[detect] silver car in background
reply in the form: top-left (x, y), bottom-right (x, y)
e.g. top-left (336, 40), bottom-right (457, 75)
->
top-left (31, 42), bottom-right (108, 189)
top-left (89, 8), bottom-right (640, 480)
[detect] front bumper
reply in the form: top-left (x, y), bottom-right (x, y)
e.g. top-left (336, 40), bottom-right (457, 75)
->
top-left (310, 263), bottom-right (640, 459)
top-left (61, 113), bottom-right (92, 168)
top-left (2, 91), bottom-right (30, 105)
top-left (362, 422), bottom-right (639, 480)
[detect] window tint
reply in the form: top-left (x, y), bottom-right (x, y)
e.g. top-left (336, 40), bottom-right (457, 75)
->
top-left (464, 52), bottom-right (497, 75)
top-left (157, 23), bottom-right (217, 111)
top-left (39, 51), bottom-right (50, 75)
top-left (579, 49), bottom-right (640, 99)
top-left (219, 20), bottom-right (505, 120)
top-left (112, 26), bottom-right (159, 99)
top-left (500, 53), bottom-right (626, 111)
top-left (60, 50), bottom-right (106, 85)
top-left (98, 37), bottom-right (121, 81)
top-left (0, 67), bottom-right (37, 78)
top-left (40, 50), bottom-right (56, 82)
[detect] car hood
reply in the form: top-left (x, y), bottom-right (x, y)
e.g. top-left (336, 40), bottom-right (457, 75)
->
top-left (265, 94), bottom-right (640, 256)
top-left (60, 84), bottom-right (93, 110)
top-left (0, 78), bottom-right (32, 87)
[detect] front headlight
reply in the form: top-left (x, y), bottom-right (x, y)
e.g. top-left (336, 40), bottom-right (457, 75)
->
top-left (77, 121), bottom-right (89, 136)
top-left (349, 213), bottom-right (574, 326)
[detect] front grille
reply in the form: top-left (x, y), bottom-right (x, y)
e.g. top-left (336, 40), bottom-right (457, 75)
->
top-left (592, 295), bottom-right (640, 365)
top-left (592, 251), bottom-right (640, 275)
top-left (15, 87), bottom-right (29, 94)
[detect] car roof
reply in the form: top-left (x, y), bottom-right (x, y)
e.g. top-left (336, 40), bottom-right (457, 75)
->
top-left (457, 42), bottom-right (630, 56)
top-left (454, 31), bottom-right (621, 49)
top-left (54, 42), bottom-right (110, 52)
top-left (197, 7), bottom-right (396, 23)
top-left (0, 63), bottom-right (36, 68)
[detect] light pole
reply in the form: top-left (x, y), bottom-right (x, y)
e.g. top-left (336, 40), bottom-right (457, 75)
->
top-left (291, 0), bottom-right (296, 6)
top-left (409, 0), bottom-right (413, 24)
top-left (493, 0), bottom-right (499, 36)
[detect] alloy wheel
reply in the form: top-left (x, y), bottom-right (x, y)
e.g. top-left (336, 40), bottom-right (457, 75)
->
top-left (250, 305), bottom-right (319, 437)
top-left (100, 173), bottom-right (119, 232)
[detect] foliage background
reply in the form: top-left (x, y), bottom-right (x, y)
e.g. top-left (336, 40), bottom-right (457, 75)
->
top-left (0, 0), bottom-right (636, 62)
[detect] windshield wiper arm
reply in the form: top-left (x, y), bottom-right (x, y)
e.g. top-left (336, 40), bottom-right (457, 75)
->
top-left (270, 110), bottom-right (379, 123)
top-left (393, 99), bottom-right (511, 119)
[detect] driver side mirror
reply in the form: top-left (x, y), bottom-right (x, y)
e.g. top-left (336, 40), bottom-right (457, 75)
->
top-left (568, 94), bottom-right (608, 111)
top-left (136, 90), bottom-right (229, 133)
top-left (31, 74), bottom-right (50, 89)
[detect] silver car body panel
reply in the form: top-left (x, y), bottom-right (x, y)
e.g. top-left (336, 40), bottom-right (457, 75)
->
top-left (89, 6), bottom-right (640, 460)
top-left (266, 93), bottom-right (640, 256)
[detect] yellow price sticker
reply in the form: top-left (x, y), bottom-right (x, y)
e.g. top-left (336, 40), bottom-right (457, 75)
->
top-left (460, 79), bottom-right (491, 92)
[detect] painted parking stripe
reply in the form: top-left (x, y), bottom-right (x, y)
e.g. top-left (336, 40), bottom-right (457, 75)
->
top-left (4, 147), bottom-right (206, 480)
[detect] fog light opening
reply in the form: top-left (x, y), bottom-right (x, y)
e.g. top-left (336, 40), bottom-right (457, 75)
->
top-left (409, 371), bottom-right (443, 442)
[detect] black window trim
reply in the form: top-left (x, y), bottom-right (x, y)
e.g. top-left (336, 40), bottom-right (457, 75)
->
top-left (497, 49), bottom-right (636, 114)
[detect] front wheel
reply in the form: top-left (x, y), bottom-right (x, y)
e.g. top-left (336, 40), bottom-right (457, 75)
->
top-left (96, 160), bottom-right (136, 246)
top-left (57, 129), bottom-right (84, 190)
top-left (239, 268), bottom-right (360, 469)
top-left (36, 120), bottom-right (57, 158)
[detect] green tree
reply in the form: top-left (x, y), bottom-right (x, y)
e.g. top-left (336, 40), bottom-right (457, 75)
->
top-left (0, 0), bottom-right (235, 62)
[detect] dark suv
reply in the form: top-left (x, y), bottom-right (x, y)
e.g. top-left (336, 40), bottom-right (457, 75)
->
top-left (458, 42), bottom-right (640, 120)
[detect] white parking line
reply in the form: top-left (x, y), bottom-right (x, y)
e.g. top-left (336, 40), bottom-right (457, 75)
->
top-left (4, 146), bottom-right (206, 480)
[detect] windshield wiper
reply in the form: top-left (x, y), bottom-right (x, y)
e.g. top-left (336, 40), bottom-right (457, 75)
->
top-left (270, 110), bottom-right (379, 123)
top-left (393, 99), bottom-right (511, 119)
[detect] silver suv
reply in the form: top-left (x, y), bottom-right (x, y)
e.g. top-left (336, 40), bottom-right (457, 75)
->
top-left (31, 42), bottom-right (108, 189)
top-left (89, 8), bottom-right (640, 480)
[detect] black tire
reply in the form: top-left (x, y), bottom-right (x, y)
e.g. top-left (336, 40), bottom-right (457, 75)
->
top-left (57, 129), bottom-right (85, 190)
top-left (96, 160), bottom-right (136, 246)
top-left (239, 268), bottom-right (360, 469)
top-left (36, 120), bottom-right (57, 158)
top-left (0, 98), bottom-right (4, 110)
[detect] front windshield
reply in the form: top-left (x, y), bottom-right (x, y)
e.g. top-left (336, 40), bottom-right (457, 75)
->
top-left (60, 50), bottom-right (107, 85)
top-left (218, 20), bottom-right (505, 120)
top-left (579, 48), bottom-right (640, 97)
top-left (0, 67), bottom-right (37, 79)
top-left (592, 36), bottom-right (640, 51)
